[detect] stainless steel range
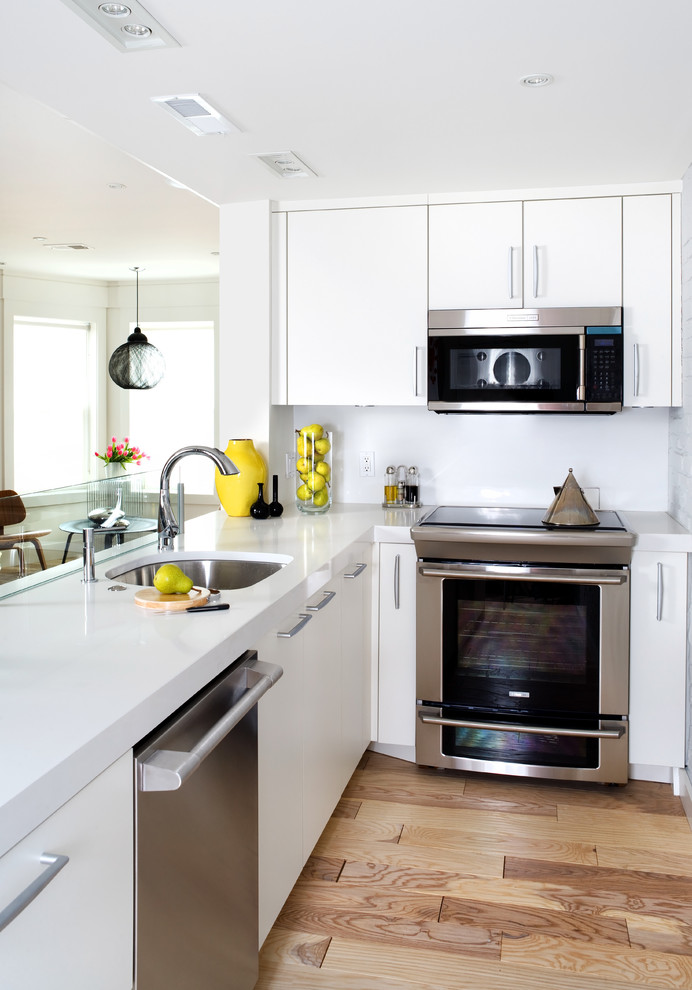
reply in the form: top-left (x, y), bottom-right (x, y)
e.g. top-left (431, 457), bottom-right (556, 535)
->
top-left (411, 506), bottom-right (635, 784)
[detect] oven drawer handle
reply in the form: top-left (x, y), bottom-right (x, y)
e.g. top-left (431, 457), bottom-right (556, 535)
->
top-left (419, 564), bottom-right (627, 585)
top-left (418, 713), bottom-right (625, 740)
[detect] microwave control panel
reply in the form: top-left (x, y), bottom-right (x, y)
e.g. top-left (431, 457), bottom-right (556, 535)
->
top-left (584, 327), bottom-right (623, 403)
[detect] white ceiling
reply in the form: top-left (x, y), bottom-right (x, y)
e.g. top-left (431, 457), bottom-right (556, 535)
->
top-left (2, 0), bottom-right (692, 281)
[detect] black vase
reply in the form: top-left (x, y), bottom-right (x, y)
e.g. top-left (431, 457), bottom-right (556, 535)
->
top-left (268, 474), bottom-right (284, 517)
top-left (250, 482), bottom-right (270, 519)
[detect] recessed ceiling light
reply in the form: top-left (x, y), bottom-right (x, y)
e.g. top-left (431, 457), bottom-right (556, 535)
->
top-left (252, 151), bottom-right (317, 179)
top-left (98, 3), bottom-right (130, 15)
top-left (43, 243), bottom-right (91, 251)
top-left (107, 182), bottom-right (127, 190)
top-left (520, 73), bottom-right (554, 88)
top-left (152, 94), bottom-right (242, 136)
top-left (121, 21), bottom-right (151, 37)
top-left (59, 0), bottom-right (178, 51)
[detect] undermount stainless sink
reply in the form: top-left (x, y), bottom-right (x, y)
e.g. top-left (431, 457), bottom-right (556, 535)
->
top-left (105, 551), bottom-right (292, 590)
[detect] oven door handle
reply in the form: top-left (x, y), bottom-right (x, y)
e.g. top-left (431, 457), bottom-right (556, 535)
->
top-left (418, 712), bottom-right (626, 740)
top-left (418, 564), bottom-right (627, 585)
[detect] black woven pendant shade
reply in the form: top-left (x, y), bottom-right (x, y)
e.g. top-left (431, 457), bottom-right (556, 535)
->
top-left (108, 268), bottom-right (165, 390)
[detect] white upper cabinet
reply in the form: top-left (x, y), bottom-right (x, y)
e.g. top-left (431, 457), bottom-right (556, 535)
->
top-left (622, 194), bottom-right (681, 407)
top-left (429, 197), bottom-right (623, 310)
top-left (522, 197), bottom-right (622, 307)
top-left (286, 205), bottom-right (428, 405)
top-left (429, 201), bottom-right (523, 309)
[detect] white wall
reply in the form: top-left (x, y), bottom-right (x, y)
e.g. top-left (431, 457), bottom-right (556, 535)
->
top-left (294, 404), bottom-right (670, 510)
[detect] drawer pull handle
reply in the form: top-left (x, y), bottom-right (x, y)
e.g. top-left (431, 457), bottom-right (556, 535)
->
top-left (306, 590), bottom-right (336, 611)
top-left (277, 613), bottom-right (312, 638)
top-left (344, 562), bottom-right (367, 580)
top-left (0, 853), bottom-right (69, 933)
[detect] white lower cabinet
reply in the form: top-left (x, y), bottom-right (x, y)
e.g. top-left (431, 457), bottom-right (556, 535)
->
top-left (257, 546), bottom-right (371, 944)
top-left (377, 542), bottom-right (417, 749)
top-left (629, 550), bottom-right (687, 772)
top-left (0, 752), bottom-right (133, 990)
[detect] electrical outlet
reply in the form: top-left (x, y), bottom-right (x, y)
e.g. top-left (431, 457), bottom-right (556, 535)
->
top-left (359, 451), bottom-right (375, 477)
top-left (285, 451), bottom-right (296, 478)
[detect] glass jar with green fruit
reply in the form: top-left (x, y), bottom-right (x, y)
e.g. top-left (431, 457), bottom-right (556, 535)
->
top-left (295, 422), bottom-right (332, 514)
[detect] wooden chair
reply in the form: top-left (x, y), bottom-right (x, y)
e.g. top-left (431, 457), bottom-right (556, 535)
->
top-left (0, 490), bottom-right (51, 577)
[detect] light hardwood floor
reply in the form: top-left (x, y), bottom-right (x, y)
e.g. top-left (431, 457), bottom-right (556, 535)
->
top-left (257, 751), bottom-right (692, 990)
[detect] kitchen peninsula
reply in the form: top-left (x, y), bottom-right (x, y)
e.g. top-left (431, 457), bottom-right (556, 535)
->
top-left (1, 501), bottom-right (691, 987)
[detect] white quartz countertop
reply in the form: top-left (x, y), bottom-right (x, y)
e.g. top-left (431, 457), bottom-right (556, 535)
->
top-left (0, 503), bottom-right (421, 858)
top-left (1, 500), bottom-right (687, 858)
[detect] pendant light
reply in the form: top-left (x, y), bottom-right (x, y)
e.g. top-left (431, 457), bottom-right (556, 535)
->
top-left (108, 267), bottom-right (165, 389)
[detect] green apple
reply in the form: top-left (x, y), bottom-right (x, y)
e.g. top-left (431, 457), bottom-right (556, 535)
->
top-left (153, 563), bottom-right (194, 594)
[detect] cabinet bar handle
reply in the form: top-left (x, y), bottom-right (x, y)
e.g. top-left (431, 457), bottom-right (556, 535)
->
top-left (656, 561), bottom-right (663, 622)
top-left (419, 713), bottom-right (625, 740)
top-left (306, 590), bottom-right (336, 611)
top-left (277, 613), bottom-right (312, 638)
top-left (0, 852), bottom-right (69, 933)
top-left (633, 343), bottom-right (640, 397)
top-left (413, 347), bottom-right (425, 397)
top-left (532, 244), bottom-right (539, 297)
top-left (507, 246), bottom-right (514, 298)
top-left (394, 553), bottom-right (400, 610)
top-left (344, 562), bottom-right (367, 580)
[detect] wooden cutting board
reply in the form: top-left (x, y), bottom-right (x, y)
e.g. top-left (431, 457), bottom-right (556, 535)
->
top-left (134, 586), bottom-right (210, 611)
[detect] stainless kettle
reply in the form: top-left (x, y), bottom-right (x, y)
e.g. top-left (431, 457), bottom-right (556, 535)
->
top-left (542, 468), bottom-right (599, 528)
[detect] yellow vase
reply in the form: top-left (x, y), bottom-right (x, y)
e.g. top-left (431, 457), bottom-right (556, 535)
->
top-left (215, 439), bottom-right (267, 517)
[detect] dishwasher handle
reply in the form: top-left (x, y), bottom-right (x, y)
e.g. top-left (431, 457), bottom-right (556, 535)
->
top-left (138, 660), bottom-right (283, 792)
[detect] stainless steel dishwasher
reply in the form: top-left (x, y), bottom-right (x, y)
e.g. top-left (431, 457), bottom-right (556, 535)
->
top-left (134, 650), bottom-right (282, 990)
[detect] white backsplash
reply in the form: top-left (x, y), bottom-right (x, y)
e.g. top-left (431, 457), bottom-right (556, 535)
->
top-left (292, 404), bottom-right (670, 510)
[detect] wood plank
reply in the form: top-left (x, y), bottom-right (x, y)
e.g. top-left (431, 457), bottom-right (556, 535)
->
top-left (440, 894), bottom-right (630, 945)
top-left (275, 879), bottom-right (503, 960)
top-left (462, 772), bottom-right (687, 817)
top-left (627, 914), bottom-right (692, 957)
top-left (321, 934), bottom-right (646, 990)
top-left (309, 834), bottom-right (504, 879)
top-left (317, 815), bottom-right (403, 847)
top-left (356, 799), bottom-right (692, 853)
top-left (345, 767), bottom-right (557, 815)
top-left (400, 822), bottom-right (599, 865)
top-left (503, 858), bottom-right (692, 924)
top-left (597, 844), bottom-right (692, 878)
top-left (501, 931), bottom-right (692, 988)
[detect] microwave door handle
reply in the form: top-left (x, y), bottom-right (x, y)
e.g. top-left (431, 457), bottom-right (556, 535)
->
top-left (578, 336), bottom-right (586, 401)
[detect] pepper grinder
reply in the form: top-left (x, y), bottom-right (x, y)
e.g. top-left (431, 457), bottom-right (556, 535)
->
top-left (268, 474), bottom-right (284, 517)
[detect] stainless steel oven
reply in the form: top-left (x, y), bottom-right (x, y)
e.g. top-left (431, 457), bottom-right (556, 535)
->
top-left (411, 506), bottom-right (634, 783)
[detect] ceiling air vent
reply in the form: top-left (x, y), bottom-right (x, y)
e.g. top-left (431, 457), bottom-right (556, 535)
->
top-left (152, 94), bottom-right (241, 136)
top-left (252, 151), bottom-right (317, 179)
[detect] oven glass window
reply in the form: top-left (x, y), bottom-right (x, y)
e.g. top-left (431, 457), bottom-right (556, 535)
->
top-left (442, 577), bottom-right (600, 716)
top-left (440, 716), bottom-right (599, 769)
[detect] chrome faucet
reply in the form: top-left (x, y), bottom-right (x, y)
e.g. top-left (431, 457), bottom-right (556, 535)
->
top-left (158, 445), bottom-right (238, 550)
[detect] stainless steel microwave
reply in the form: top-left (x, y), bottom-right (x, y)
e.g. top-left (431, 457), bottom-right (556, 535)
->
top-left (427, 307), bottom-right (623, 414)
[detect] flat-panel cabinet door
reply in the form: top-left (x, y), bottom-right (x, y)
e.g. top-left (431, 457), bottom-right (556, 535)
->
top-left (287, 206), bottom-right (428, 405)
top-left (339, 554), bottom-right (372, 787)
top-left (623, 194), bottom-right (679, 407)
top-left (0, 753), bottom-right (133, 990)
top-left (302, 581), bottom-right (342, 859)
top-left (629, 551), bottom-right (687, 769)
top-left (429, 201), bottom-right (523, 309)
top-left (256, 613), bottom-right (306, 945)
top-left (377, 542), bottom-right (417, 748)
top-left (523, 197), bottom-right (622, 307)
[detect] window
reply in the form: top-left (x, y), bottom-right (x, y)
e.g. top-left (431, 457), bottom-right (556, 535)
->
top-left (12, 317), bottom-right (94, 492)
top-left (128, 322), bottom-right (215, 493)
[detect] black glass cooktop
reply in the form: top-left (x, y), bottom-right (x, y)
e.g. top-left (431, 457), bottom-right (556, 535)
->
top-left (419, 505), bottom-right (627, 531)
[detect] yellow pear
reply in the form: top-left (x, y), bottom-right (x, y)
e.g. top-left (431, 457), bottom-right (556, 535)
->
top-left (153, 563), bottom-right (194, 594)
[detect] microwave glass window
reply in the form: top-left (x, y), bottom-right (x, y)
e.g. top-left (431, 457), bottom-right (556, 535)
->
top-left (449, 345), bottom-right (562, 391)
